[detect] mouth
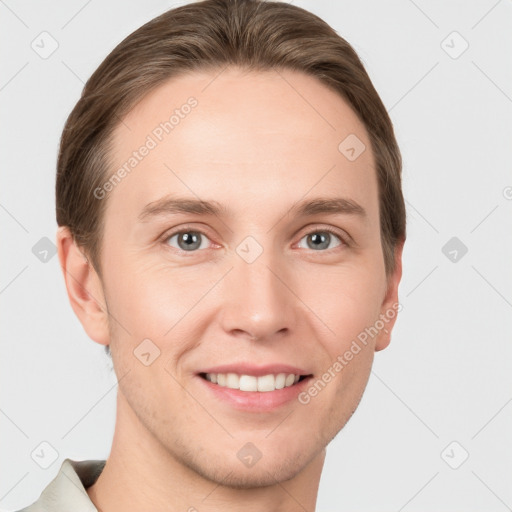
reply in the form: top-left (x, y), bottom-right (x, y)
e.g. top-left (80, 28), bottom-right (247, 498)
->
top-left (198, 372), bottom-right (312, 392)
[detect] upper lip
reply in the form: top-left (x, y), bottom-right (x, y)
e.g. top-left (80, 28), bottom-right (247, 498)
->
top-left (197, 363), bottom-right (312, 377)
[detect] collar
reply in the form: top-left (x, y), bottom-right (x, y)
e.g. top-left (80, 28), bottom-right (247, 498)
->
top-left (19, 458), bottom-right (106, 511)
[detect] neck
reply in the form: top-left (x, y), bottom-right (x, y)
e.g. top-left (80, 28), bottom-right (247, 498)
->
top-left (87, 391), bottom-right (326, 512)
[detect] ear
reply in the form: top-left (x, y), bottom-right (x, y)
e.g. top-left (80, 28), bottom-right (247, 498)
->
top-left (56, 226), bottom-right (110, 346)
top-left (374, 239), bottom-right (404, 352)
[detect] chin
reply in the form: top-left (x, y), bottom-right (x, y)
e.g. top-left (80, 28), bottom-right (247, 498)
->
top-left (197, 458), bottom-right (307, 490)
top-left (175, 440), bottom-right (316, 490)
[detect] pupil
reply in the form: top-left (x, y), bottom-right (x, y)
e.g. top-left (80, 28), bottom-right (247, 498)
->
top-left (309, 232), bottom-right (329, 250)
top-left (179, 232), bottom-right (201, 251)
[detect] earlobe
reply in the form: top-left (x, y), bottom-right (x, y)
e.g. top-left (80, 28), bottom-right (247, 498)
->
top-left (56, 226), bottom-right (110, 346)
top-left (375, 239), bottom-right (404, 352)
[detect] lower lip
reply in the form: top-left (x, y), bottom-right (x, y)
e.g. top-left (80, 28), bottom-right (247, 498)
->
top-left (197, 375), bottom-right (313, 412)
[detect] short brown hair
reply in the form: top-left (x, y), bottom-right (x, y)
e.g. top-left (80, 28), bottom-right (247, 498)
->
top-left (56, 0), bottom-right (406, 279)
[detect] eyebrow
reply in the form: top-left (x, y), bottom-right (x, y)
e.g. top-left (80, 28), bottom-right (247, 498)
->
top-left (138, 195), bottom-right (367, 221)
top-left (139, 197), bottom-right (228, 221)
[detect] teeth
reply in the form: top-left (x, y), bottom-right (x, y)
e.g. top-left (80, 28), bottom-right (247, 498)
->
top-left (275, 373), bottom-right (286, 389)
top-left (204, 372), bottom-right (302, 392)
top-left (257, 374), bottom-right (275, 392)
top-left (285, 374), bottom-right (295, 386)
top-left (226, 373), bottom-right (239, 389)
top-left (240, 375), bottom-right (258, 392)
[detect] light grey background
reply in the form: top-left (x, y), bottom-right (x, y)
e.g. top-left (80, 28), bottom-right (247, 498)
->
top-left (1, 1), bottom-right (511, 510)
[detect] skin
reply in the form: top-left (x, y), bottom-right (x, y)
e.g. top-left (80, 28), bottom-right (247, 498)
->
top-left (57, 67), bottom-right (403, 512)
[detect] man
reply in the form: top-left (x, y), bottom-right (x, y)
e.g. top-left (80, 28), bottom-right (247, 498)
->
top-left (18, 0), bottom-right (406, 509)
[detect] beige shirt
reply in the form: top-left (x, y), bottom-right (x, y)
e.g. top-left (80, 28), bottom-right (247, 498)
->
top-left (16, 458), bottom-right (106, 511)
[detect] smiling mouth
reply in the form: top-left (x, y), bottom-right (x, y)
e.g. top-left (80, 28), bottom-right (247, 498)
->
top-left (198, 372), bottom-right (312, 392)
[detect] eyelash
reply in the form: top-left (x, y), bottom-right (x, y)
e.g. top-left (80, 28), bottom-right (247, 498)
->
top-left (160, 225), bottom-right (350, 254)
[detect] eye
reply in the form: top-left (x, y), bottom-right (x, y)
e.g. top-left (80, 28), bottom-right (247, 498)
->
top-left (162, 227), bottom-right (348, 254)
top-left (165, 230), bottom-right (211, 251)
top-left (297, 228), bottom-right (346, 251)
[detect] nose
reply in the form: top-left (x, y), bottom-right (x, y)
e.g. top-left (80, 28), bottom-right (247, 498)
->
top-left (218, 246), bottom-right (299, 342)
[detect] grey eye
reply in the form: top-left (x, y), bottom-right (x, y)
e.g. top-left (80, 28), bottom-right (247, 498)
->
top-left (167, 231), bottom-right (209, 251)
top-left (298, 231), bottom-right (342, 251)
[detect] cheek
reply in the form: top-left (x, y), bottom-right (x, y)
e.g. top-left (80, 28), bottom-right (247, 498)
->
top-left (296, 334), bottom-right (375, 447)
top-left (297, 259), bottom-right (385, 351)
top-left (301, 260), bottom-right (382, 422)
top-left (104, 255), bottom-right (221, 364)
top-left (106, 252), bottom-right (210, 321)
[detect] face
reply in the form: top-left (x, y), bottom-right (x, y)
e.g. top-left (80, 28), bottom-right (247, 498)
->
top-left (94, 67), bottom-right (401, 487)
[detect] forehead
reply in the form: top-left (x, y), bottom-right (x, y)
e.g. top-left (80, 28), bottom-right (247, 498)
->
top-left (106, 67), bottom-right (378, 225)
